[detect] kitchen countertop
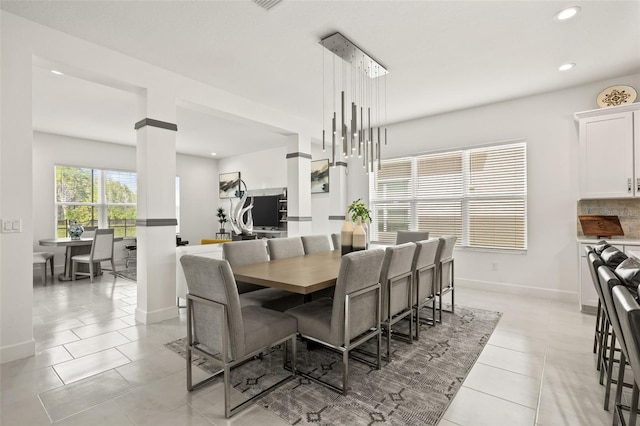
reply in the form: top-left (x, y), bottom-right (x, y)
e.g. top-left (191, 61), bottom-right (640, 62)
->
top-left (577, 237), bottom-right (640, 245)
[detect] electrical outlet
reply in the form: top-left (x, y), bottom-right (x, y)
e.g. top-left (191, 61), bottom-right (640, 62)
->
top-left (491, 262), bottom-right (498, 271)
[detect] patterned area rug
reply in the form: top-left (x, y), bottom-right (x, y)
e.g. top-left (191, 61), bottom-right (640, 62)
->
top-left (111, 269), bottom-right (136, 282)
top-left (165, 305), bottom-right (501, 425)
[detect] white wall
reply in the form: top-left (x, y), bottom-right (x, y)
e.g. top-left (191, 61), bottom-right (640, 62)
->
top-left (218, 146), bottom-right (287, 190)
top-left (348, 72), bottom-right (640, 301)
top-left (32, 132), bottom-right (218, 267)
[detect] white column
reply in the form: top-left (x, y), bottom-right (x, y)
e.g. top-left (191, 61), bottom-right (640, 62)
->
top-left (286, 133), bottom-right (313, 236)
top-left (0, 23), bottom-right (35, 363)
top-left (134, 90), bottom-right (179, 324)
top-left (328, 160), bottom-right (349, 232)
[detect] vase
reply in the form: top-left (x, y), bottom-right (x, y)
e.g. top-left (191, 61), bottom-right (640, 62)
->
top-left (362, 221), bottom-right (369, 249)
top-left (219, 227), bottom-right (226, 234)
top-left (352, 217), bottom-right (366, 251)
top-left (341, 214), bottom-right (354, 255)
top-left (68, 222), bottom-right (84, 240)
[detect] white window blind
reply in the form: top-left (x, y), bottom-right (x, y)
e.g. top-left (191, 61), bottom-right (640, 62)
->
top-left (370, 141), bottom-right (527, 250)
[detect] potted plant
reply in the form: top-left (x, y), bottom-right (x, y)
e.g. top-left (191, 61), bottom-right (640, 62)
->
top-left (347, 198), bottom-right (371, 223)
top-left (216, 207), bottom-right (228, 233)
top-left (347, 198), bottom-right (371, 250)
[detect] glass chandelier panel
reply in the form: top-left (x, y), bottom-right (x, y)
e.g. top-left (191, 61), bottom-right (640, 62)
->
top-left (320, 32), bottom-right (388, 173)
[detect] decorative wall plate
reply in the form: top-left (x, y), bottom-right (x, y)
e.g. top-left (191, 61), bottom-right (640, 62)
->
top-left (597, 85), bottom-right (637, 108)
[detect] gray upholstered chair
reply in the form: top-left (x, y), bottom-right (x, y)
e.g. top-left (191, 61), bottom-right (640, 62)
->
top-left (436, 235), bottom-right (457, 322)
top-left (395, 230), bottom-right (430, 245)
top-left (180, 255), bottom-right (297, 418)
top-left (301, 235), bottom-right (332, 254)
top-left (379, 242), bottom-right (416, 360)
top-left (331, 233), bottom-right (340, 250)
top-left (597, 265), bottom-right (629, 410)
top-left (612, 285), bottom-right (640, 426)
top-left (412, 238), bottom-right (442, 340)
top-left (223, 240), bottom-right (303, 311)
top-left (71, 228), bottom-right (115, 282)
top-left (33, 252), bottom-right (54, 285)
top-left (267, 237), bottom-right (305, 260)
top-left (286, 249), bottom-right (385, 394)
top-left (222, 240), bottom-right (268, 294)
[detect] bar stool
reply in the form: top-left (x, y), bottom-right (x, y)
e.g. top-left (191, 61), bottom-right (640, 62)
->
top-left (33, 252), bottom-right (54, 284)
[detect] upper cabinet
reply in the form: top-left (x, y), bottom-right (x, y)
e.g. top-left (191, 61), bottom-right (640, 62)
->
top-left (576, 103), bottom-right (640, 199)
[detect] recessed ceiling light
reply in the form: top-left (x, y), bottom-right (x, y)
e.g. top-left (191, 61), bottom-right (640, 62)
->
top-left (50, 70), bottom-right (64, 75)
top-left (210, 152), bottom-right (217, 156)
top-left (559, 63), bottom-right (576, 71)
top-left (554, 6), bottom-right (581, 21)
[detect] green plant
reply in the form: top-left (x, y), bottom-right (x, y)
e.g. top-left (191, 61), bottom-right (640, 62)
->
top-left (347, 198), bottom-right (371, 223)
top-left (216, 207), bottom-right (228, 225)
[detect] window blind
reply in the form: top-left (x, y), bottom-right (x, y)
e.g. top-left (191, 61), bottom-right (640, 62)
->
top-left (370, 141), bottom-right (527, 250)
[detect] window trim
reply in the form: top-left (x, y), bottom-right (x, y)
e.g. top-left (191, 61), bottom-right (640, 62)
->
top-left (369, 139), bottom-right (527, 252)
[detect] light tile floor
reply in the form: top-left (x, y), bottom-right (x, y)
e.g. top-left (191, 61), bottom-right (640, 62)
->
top-left (0, 272), bottom-right (625, 425)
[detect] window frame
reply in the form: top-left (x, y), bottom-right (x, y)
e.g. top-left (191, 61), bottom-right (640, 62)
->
top-left (369, 140), bottom-right (528, 252)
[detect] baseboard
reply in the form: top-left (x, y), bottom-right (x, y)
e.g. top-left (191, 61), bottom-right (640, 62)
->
top-left (456, 278), bottom-right (578, 303)
top-left (0, 339), bottom-right (35, 364)
top-left (135, 305), bottom-right (177, 324)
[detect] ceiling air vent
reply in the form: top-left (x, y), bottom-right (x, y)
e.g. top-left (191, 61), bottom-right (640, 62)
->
top-left (252, 0), bottom-right (283, 11)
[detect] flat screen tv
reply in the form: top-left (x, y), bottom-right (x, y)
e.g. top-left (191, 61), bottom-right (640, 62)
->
top-left (243, 195), bottom-right (280, 229)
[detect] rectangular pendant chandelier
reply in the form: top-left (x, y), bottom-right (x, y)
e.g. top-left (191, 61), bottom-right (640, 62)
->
top-left (320, 32), bottom-right (388, 173)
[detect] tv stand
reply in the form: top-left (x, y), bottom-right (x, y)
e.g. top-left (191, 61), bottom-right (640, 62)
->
top-left (253, 229), bottom-right (287, 239)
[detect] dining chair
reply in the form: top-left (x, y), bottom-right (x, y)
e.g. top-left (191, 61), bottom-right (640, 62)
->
top-left (395, 231), bottom-right (430, 244)
top-left (436, 235), bottom-right (457, 322)
top-left (33, 252), bottom-right (54, 285)
top-left (71, 228), bottom-right (115, 283)
top-left (267, 237), bottom-right (305, 260)
top-left (180, 255), bottom-right (297, 418)
top-left (331, 233), bottom-right (340, 250)
top-left (379, 242), bottom-right (416, 360)
top-left (597, 265), bottom-right (631, 411)
top-left (285, 249), bottom-right (385, 394)
top-left (301, 235), bottom-right (332, 254)
top-left (412, 238), bottom-right (442, 340)
top-left (612, 285), bottom-right (640, 426)
top-left (223, 240), bottom-right (303, 311)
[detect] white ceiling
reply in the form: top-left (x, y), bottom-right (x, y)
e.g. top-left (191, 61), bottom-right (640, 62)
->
top-left (5, 0), bottom-right (640, 158)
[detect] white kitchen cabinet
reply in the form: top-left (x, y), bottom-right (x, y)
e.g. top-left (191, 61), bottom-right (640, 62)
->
top-left (576, 103), bottom-right (640, 199)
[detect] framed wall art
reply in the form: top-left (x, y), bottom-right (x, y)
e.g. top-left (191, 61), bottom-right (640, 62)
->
top-left (219, 172), bottom-right (241, 198)
top-left (311, 159), bottom-right (329, 193)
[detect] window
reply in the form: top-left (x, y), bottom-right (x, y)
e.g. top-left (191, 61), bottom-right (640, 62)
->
top-left (370, 141), bottom-right (527, 250)
top-left (56, 166), bottom-right (137, 238)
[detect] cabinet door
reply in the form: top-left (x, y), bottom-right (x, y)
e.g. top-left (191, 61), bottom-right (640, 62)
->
top-left (579, 112), bottom-right (634, 199)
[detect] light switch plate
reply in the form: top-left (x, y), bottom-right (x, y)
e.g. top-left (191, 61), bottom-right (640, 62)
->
top-left (1, 219), bottom-right (22, 233)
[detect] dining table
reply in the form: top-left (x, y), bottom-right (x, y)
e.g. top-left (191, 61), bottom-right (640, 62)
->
top-left (39, 236), bottom-right (123, 281)
top-left (231, 249), bottom-right (343, 297)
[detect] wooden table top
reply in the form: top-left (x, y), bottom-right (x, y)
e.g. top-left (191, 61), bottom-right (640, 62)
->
top-left (231, 249), bottom-right (342, 295)
top-left (39, 237), bottom-right (124, 247)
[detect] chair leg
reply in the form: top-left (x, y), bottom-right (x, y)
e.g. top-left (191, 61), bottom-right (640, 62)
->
top-left (630, 382), bottom-right (639, 426)
top-left (342, 348), bottom-right (349, 395)
top-left (414, 306), bottom-right (420, 341)
top-left (451, 286), bottom-right (455, 314)
top-left (409, 309), bottom-right (414, 345)
top-left (224, 363), bottom-right (232, 418)
top-left (377, 329), bottom-right (382, 370)
top-left (614, 352), bottom-right (626, 426)
top-left (111, 260), bottom-right (116, 276)
top-left (72, 260), bottom-right (77, 281)
top-left (186, 345), bottom-right (193, 391)
top-left (290, 336), bottom-right (297, 375)
top-left (594, 299), bottom-right (602, 354)
top-left (605, 332), bottom-right (617, 410)
top-left (89, 262), bottom-right (94, 283)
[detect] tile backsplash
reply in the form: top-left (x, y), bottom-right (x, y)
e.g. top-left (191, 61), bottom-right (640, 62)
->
top-left (577, 198), bottom-right (640, 238)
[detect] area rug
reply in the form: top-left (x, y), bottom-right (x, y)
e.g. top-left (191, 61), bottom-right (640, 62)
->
top-left (111, 269), bottom-right (136, 282)
top-left (165, 305), bottom-right (501, 425)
